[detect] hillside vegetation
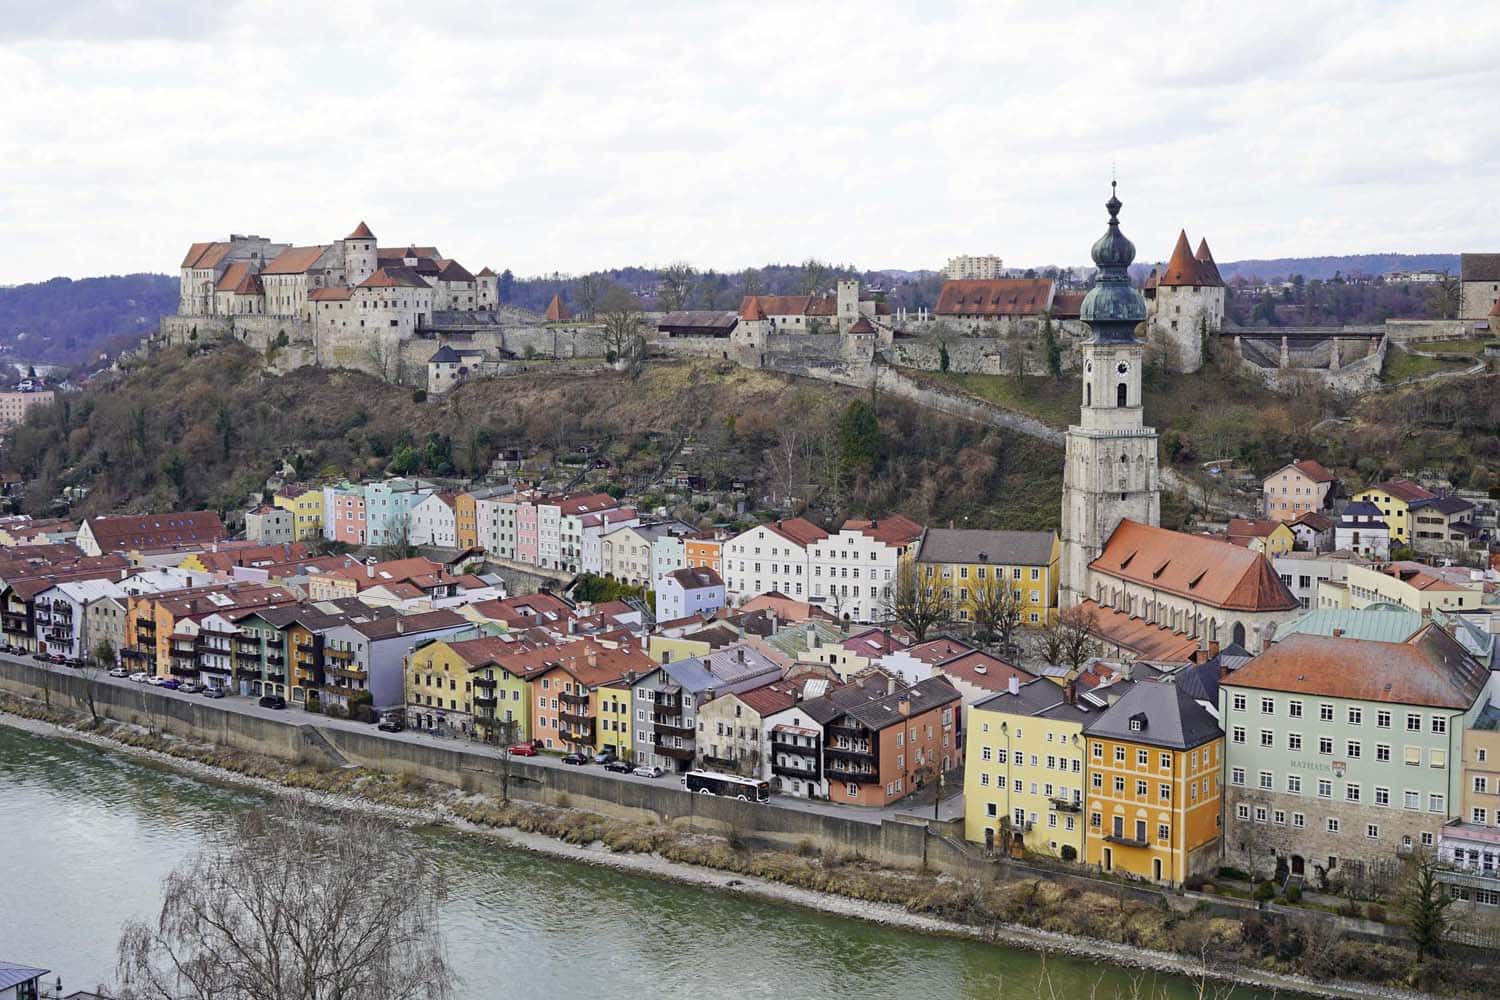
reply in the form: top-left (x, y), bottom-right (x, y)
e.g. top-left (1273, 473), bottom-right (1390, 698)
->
top-left (3, 347), bottom-right (1062, 532)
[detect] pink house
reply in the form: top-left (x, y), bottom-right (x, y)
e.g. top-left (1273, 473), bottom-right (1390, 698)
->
top-left (514, 496), bottom-right (541, 565)
top-left (330, 492), bottom-right (366, 545)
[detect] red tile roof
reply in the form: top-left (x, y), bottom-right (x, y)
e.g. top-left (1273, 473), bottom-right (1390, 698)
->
top-left (1194, 238), bottom-right (1223, 285)
top-left (357, 266), bottom-right (428, 289)
top-left (933, 650), bottom-right (1033, 691)
top-left (1227, 518), bottom-right (1283, 540)
top-left (908, 636), bottom-right (975, 664)
top-left (556, 492), bottom-right (616, 516)
top-left (437, 259), bottom-right (475, 283)
top-left (1091, 520), bottom-right (1298, 612)
top-left (734, 679), bottom-right (801, 716)
top-left (84, 512), bottom-right (226, 554)
top-left (545, 294), bottom-right (571, 322)
top-left (765, 517), bottom-right (828, 548)
top-left (843, 514), bottom-right (924, 548)
top-left (346, 221), bottom-right (375, 240)
top-left (1370, 479), bottom-right (1435, 503)
top-left (1158, 231), bottom-right (1217, 287)
top-left (214, 261), bottom-right (252, 293)
top-left (1291, 511), bottom-right (1334, 531)
top-left (262, 245), bottom-right (329, 275)
top-left (1051, 291), bottom-right (1087, 318)
top-left (935, 278), bottom-right (1054, 317)
top-left (1077, 599), bottom-right (1201, 661)
top-left (739, 296), bottom-right (766, 321)
top-left (1228, 627), bottom-right (1486, 710)
top-left (181, 241), bottom-right (215, 268)
top-left (1288, 458), bottom-right (1336, 483)
top-left (477, 266), bottom-right (496, 277)
top-left (847, 316), bottom-right (875, 335)
top-left (309, 287), bottom-right (352, 301)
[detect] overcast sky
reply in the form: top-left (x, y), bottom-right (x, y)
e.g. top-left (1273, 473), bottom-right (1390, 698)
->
top-left (3, 1), bottom-right (1497, 284)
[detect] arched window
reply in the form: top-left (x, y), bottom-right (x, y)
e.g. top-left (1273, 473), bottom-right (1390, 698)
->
top-left (1117, 382), bottom-right (1128, 407)
top-left (1232, 622), bottom-right (1246, 647)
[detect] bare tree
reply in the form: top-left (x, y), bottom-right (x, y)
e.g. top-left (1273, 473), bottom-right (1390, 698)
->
top-left (740, 268), bottom-right (766, 298)
top-left (1041, 604), bottom-right (1100, 671)
top-left (971, 581), bottom-right (1024, 655)
top-left (116, 799), bottom-right (455, 1000)
top-left (796, 258), bottom-right (831, 296)
top-left (764, 424), bottom-right (807, 507)
top-left (886, 560), bottom-right (949, 642)
top-left (573, 273), bottom-right (604, 320)
top-left (656, 261), bottom-right (697, 312)
top-left (599, 285), bottom-right (646, 366)
top-left (381, 512), bottom-right (417, 561)
top-left (1424, 275), bottom-right (1460, 320)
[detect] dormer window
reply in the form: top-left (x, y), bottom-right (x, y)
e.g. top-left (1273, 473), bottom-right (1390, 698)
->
top-left (1129, 719), bottom-right (1142, 732)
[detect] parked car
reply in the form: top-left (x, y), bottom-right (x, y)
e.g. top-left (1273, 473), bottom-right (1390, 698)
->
top-left (128, 671), bottom-right (151, 683)
top-left (202, 686), bottom-right (226, 699)
top-left (592, 751), bottom-right (617, 766)
top-left (179, 681), bottom-right (204, 694)
top-left (48, 654), bottom-right (67, 665)
top-left (31, 651), bottom-right (50, 661)
top-left (377, 718), bottom-right (405, 733)
top-left (506, 743), bottom-right (538, 757)
top-left (258, 695), bottom-right (287, 710)
top-left (108, 666), bottom-right (129, 678)
top-left (160, 679), bottom-right (181, 690)
top-left (146, 676), bottom-right (168, 686)
top-left (561, 753), bottom-right (589, 766)
top-left (632, 765), bottom-right (664, 778)
top-left (604, 760), bottom-right (633, 773)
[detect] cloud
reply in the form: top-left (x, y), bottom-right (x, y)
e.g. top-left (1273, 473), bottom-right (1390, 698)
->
top-left (0, 0), bottom-right (1496, 283)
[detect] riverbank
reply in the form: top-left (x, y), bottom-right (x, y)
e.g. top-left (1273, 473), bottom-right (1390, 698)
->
top-left (0, 696), bottom-right (1474, 1000)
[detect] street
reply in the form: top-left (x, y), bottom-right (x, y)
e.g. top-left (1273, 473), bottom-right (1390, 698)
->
top-left (8, 654), bottom-right (965, 825)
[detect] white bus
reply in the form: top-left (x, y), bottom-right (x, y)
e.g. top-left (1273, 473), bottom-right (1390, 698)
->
top-left (681, 769), bottom-right (770, 802)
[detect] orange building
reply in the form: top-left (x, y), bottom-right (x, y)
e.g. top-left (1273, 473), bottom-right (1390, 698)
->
top-left (529, 638), bottom-right (653, 753)
top-left (1084, 676), bottom-right (1222, 885)
top-left (455, 492), bottom-right (479, 551)
top-left (684, 530), bottom-right (729, 575)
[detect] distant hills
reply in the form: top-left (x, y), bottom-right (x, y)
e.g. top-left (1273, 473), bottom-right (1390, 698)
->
top-left (1214, 254), bottom-right (1459, 283)
top-left (0, 274), bottom-right (178, 368)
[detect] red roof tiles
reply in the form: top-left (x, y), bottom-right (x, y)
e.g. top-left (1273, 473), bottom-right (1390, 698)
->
top-left (1091, 520), bottom-right (1298, 612)
top-left (545, 294), bottom-right (572, 322)
top-left (935, 278), bottom-right (1054, 317)
top-left (346, 221), bottom-right (375, 240)
top-left (263, 246), bottom-right (329, 275)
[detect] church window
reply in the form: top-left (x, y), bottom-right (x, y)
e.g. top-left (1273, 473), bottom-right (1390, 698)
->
top-left (1085, 383), bottom-right (1091, 406)
top-left (1116, 383), bottom-right (1127, 407)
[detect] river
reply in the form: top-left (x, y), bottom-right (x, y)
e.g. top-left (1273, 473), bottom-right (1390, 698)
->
top-left (0, 726), bottom-right (1283, 999)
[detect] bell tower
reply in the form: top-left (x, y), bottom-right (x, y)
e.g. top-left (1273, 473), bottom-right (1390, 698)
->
top-left (1059, 183), bottom-right (1160, 607)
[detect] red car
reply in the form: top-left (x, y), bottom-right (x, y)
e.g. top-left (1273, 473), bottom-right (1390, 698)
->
top-left (506, 743), bottom-right (538, 757)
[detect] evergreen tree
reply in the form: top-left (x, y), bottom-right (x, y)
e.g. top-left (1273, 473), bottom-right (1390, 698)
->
top-left (837, 399), bottom-right (881, 487)
top-left (1042, 317), bottom-right (1062, 378)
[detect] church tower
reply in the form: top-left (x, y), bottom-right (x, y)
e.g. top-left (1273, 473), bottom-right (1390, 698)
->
top-left (1059, 184), bottom-right (1160, 607)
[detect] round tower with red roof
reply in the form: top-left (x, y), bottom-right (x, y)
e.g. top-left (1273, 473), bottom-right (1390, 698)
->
top-left (344, 221), bottom-right (378, 287)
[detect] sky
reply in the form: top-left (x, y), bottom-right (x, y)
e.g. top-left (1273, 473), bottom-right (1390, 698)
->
top-left (3, 0), bottom-right (1498, 283)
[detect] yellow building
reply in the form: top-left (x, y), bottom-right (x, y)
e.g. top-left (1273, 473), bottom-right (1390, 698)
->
top-left (597, 677), bottom-right (633, 759)
top-left (405, 635), bottom-right (536, 743)
top-left (1318, 561), bottom-right (1484, 614)
top-left (1084, 679), bottom-right (1222, 885)
top-left (1352, 479), bottom-right (1433, 547)
top-left (1226, 519), bottom-right (1295, 557)
top-left (274, 486), bottom-right (324, 542)
top-left (963, 677), bottom-right (1092, 860)
top-left (914, 528), bottom-right (1061, 625)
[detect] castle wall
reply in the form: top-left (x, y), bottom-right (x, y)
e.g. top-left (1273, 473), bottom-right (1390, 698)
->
top-left (1150, 285), bottom-right (1223, 373)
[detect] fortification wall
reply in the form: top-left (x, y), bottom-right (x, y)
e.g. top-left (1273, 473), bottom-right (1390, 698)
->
top-left (1383, 319), bottom-right (1473, 343)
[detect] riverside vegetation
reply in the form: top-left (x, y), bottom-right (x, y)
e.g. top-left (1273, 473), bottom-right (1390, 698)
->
top-left (2, 690), bottom-right (1494, 1000)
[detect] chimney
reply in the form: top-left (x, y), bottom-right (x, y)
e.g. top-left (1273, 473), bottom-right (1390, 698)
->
top-left (396, 619), bottom-right (405, 634)
top-left (736, 648), bottom-right (745, 663)
top-left (1332, 628), bottom-right (1344, 638)
top-left (1007, 674), bottom-right (1020, 696)
top-left (805, 625), bottom-right (816, 647)
top-left (586, 647), bottom-right (597, 668)
top-left (769, 611), bottom-right (779, 633)
top-left (886, 675), bottom-right (896, 695)
top-left (974, 664), bottom-right (987, 675)
top-left (1064, 677), bottom-right (1077, 705)
top-left (898, 698), bottom-right (911, 717)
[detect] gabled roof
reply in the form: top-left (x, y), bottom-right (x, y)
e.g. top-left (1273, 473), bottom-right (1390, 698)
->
top-left (1364, 478), bottom-right (1435, 503)
top-left (762, 517), bottom-right (828, 548)
top-left (1050, 290), bottom-right (1087, 319)
top-left (840, 514), bottom-right (925, 548)
top-left (1090, 520), bottom-right (1298, 613)
top-left (262, 245), bottom-right (329, 275)
top-left (0, 962), bottom-right (49, 992)
top-left (1193, 238), bottom-right (1223, 285)
top-left (348, 608), bottom-right (466, 640)
top-left (1460, 253), bottom-right (1500, 282)
top-left (429, 346), bottom-right (462, 364)
top-left (847, 316), bottom-right (876, 335)
top-left (843, 675), bottom-right (961, 730)
top-left (665, 566), bottom-right (723, 590)
top-left (1411, 495), bottom-right (1475, 515)
top-left (232, 270), bottom-right (264, 296)
top-left (358, 266), bottom-right (429, 289)
top-left (1290, 511), bottom-right (1334, 532)
top-left (907, 636), bottom-right (975, 664)
top-left (346, 221), bottom-right (375, 240)
top-left (545, 294), bottom-right (572, 322)
top-left (437, 259), bottom-right (475, 283)
top-left (934, 278), bottom-right (1054, 317)
top-left (477, 266), bottom-right (497, 277)
top-left (1277, 607), bottom-right (1422, 644)
top-left (215, 261), bottom-right (252, 292)
top-left (733, 679), bottom-right (802, 717)
top-left (1227, 519), bottom-right (1286, 541)
top-left (84, 512), bottom-right (226, 553)
top-left (933, 649), bottom-right (1034, 692)
top-left (309, 286), bottom-right (352, 301)
top-left (1085, 678), bottom-right (1220, 750)
top-left (1339, 500), bottom-right (1385, 521)
top-left (1287, 458), bottom-right (1336, 484)
top-left (915, 528), bottom-right (1055, 567)
top-left (1227, 627), bottom-right (1487, 710)
top-left (739, 296), bottom-right (767, 321)
top-left (181, 241), bottom-right (215, 268)
top-left (1077, 599), bottom-right (1201, 662)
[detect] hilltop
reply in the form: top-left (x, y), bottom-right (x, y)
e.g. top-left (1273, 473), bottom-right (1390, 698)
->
top-left (2, 346), bottom-right (1063, 532)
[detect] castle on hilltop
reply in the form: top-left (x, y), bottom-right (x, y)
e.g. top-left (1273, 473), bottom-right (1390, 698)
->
top-left (1143, 231), bottom-right (1226, 373)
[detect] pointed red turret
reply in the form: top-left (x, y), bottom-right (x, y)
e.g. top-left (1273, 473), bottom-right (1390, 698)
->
top-left (1194, 238), bottom-right (1224, 286)
top-left (739, 296), bottom-right (766, 321)
top-left (1159, 230), bottom-right (1208, 287)
top-left (545, 294), bottom-right (572, 322)
top-left (346, 221), bottom-right (374, 240)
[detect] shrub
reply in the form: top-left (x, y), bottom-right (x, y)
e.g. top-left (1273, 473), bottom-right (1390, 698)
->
top-left (1060, 844), bottom-right (1077, 862)
top-left (1218, 865), bottom-right (1252, 882)
top-left (1254, 881), bottom-right (1277, 903)
top-left (1283, 883), bottom-right (1302, 904)
top-left (1366, 903), bottom-right (1386, 923)
top-left (1183, 873), bottom-right (1206, 892)
top-left (1339, 899), bottom-right (1363, 919)
top-left (411, 389), bottom-right (427, 403)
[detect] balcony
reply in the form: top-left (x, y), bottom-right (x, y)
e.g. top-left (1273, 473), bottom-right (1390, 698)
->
top-left (1104, 833), bottom-right (1149, 849)
top-left (170, 663), bottom-right (198, 678)
top-left (1049, 796), bottom-right (1082, 814)
top-left (297, 642), bottom-right (315, 654)
top-left (266, 671), bottom-right (287, 685)
top-left (824, 762), bottom-right (875, 783)
top-left (772, 760), bottom-right (819, 780)
top-left (654, 691), bottom-right (681, 711)
top-left (329, 666), bottom-right (367, 682)
top-left (473, 676), bottom-right (497, 690)
top-left (235, 666), bottom-right (260, 679)
top-left (266, 653), bottom-right (285, 666)
top-left (771, 736), bottom-right (817, 755)
top-left (559, 727), bottom-right (594, 745)
top-left (559, 690), bottom-right (589, 708)
top-left (653, 720), bottom-right (694, 739)
top-left (653, 743), bottom-right (694, 762)
top-left (560, 711), bottom-right (594, 731)
top-left (830, 721), bottom-right (867, 738)
top-left (825, 743), bottom-right (875, 760)
top-left (120, 646), bottom-right (151, 661)
top-left (474, 695), bottom-right (498, 710)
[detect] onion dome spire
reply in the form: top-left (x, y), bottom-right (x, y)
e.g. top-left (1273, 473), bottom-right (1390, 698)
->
top-left (1080, 181), bottom-right (1147, 342)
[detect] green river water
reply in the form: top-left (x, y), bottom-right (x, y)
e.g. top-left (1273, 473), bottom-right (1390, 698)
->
top-left (0, 726), bottom-right (1288, 999)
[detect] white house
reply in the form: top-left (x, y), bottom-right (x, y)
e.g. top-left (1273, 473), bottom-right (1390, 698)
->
top-left (409, 493), bottom-right (458, 548)
top-left (34, 577), bottom-right (126, 661)
top-left (722, 517), bottom-right (829, 601)
top-left (1335, 500), bottom-right (1390, 560)
top-left (475, 493), bottom-right (518, 560)
top-left (806, 515), bottom-right (924, 623)
top-left (579, 508), bottom-right (640, 575)
top-left (656, 567), bottom-right (726, 622)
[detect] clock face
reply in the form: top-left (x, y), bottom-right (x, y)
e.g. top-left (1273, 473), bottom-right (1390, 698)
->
top-left (1116, 361), bottom-right (1130, 375)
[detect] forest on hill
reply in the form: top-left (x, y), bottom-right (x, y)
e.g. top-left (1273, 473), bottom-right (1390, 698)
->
top-left (2, 347), bottom-right (1064, 533)
top-left (0, 274), bottom-right (178, 366)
